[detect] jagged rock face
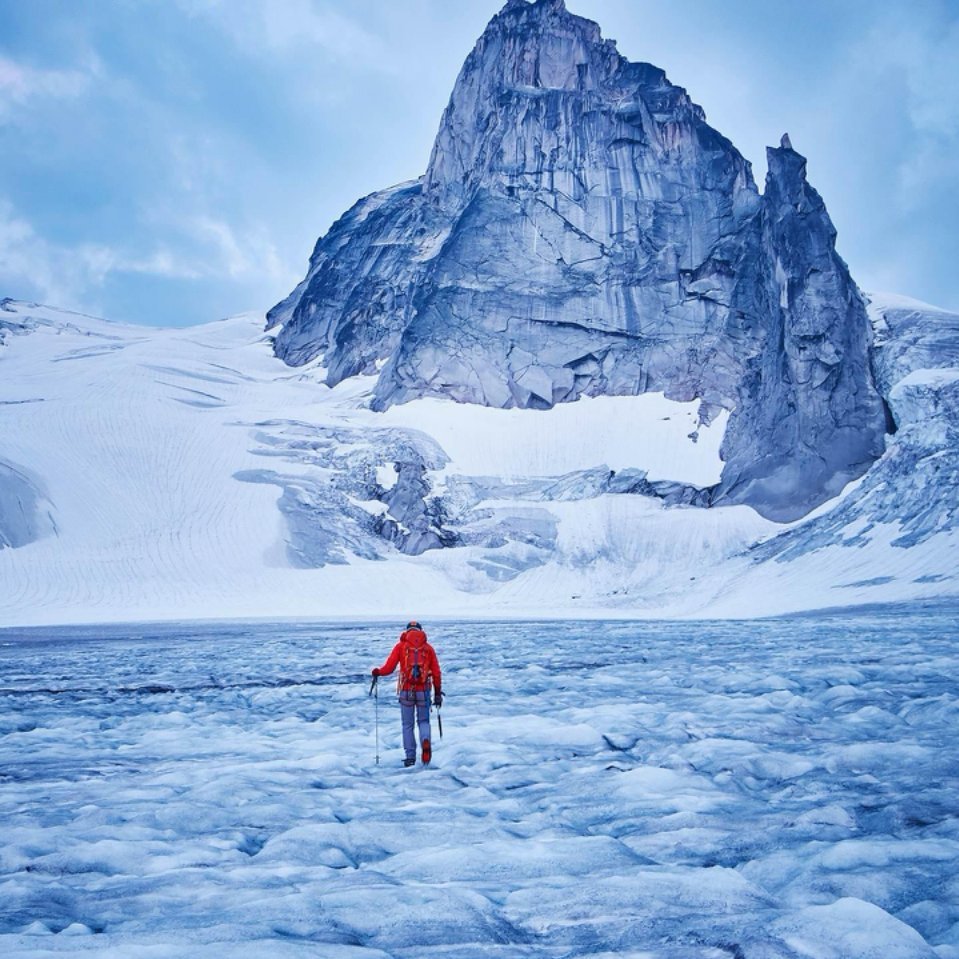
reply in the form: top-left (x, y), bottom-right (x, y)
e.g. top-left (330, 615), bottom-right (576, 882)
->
top-left (269, 0), bottom-right (887, 520)
top-left (715, 143), bottom-right (888, 520)
top-left (753, 300), bottom-right (959, 561)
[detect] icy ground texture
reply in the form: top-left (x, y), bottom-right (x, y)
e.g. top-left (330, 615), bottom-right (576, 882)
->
top-left (2, 608), bottom-right (958, 958)
top-left (269, 0), bottom-right (887, 521)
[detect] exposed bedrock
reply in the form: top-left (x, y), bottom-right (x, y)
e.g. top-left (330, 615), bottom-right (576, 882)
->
top-left (269, 0), bottom-right (888, 520)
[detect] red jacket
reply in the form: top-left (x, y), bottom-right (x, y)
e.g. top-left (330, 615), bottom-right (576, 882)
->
top-left (375, 628), bottom-right (441, 694)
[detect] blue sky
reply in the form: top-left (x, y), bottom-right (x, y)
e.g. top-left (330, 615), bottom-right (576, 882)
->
top-left (1, 0), bottom-right (957, 327)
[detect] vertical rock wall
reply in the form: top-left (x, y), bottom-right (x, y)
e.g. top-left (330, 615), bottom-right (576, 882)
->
top-left (269, 0), bottom-right (887, 520)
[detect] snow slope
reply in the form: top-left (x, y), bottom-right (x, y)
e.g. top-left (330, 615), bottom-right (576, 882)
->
top-left (0, 298), bottom-right (955, 626)
top-left (379, 394), bottom-right (728, 487)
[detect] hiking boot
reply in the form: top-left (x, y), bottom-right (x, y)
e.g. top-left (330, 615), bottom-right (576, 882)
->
top-left (403, 757), bottom-right (415, 768)
top-left (421, 738), bottom-right (431, 765)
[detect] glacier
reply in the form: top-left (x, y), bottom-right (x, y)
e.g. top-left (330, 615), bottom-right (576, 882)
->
top-left (0, 293), bottom-right (955, 627)
top-left (1, 2), bottom-right (957, 956)
top-left (1, 610), bottom-right (957, 956)
top-left (0, 4), bottom-right (956, 628)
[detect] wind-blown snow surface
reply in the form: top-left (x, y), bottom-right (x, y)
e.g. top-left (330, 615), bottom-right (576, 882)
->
top-left (1, 609), bottom-right (958, 957)
top-left (0, 299), bottom-right (955, 626)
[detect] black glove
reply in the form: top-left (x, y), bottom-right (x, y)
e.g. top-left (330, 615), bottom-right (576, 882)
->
top-left (434, 690), bottom-right (443, 707)
top-left (371, 668), bottom-right (380, 677)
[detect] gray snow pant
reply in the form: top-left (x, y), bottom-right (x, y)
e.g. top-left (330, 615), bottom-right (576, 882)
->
top-left (399, 690), bottom-right (431, 760)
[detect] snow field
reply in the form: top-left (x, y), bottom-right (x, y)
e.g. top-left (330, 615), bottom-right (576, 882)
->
top-left (1, 607), bottom-right (957, 957)
top-left (1, 301), bottom-right (956, 625)
top-left (378, 394), bottom-right (728, 486)
top-left (702, 522), bottom-right (959, 619)
top-left (0, 311), bottom-right (295, 619)
top-left (0, 307), bottom-right (749, 626)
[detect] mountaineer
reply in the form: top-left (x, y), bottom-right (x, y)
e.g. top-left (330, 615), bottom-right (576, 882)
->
top-left (372, 621), bottom-right (442, 767)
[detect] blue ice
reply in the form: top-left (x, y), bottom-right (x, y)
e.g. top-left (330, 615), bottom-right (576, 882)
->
top-left (0, 606), bottom-right (957, 957)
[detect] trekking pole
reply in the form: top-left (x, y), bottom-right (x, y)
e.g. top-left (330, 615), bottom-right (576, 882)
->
top-left (369, 675), bottom-right (379, 766)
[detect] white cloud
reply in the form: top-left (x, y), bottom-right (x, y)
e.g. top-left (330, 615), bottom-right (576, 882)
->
top-left (896, 19), bottom-right (959, 214)
top-left (902, 18), bottom-right (959, 137)
top-left (0, 199), bottom-right (108, 310)
top-left (844, 9), bottom-right (959, 213)
top-left (177, 0), bottom-right (391, 68)
top-left (0, 197), bottom-right (294, 317)
top-left (187, 214), bottom-right (289, 281)
top-left (121, 249), bottom-right (203, 281)
top-left (0, 54), bottom-right (101, 122)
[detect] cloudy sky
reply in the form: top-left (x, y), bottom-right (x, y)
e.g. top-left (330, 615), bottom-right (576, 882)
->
top-left (1, 0), bottom-right (956, 326)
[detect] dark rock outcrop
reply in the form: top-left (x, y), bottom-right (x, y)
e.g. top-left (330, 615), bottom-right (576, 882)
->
top-left (268, 0), bottom-right (887, 520)
top-left (750, 298), bottom-right (959, 560)
top-left (715, 138), bottom-right (887, 519)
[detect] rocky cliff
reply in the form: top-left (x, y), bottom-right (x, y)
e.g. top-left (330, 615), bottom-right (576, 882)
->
top-left (268, 0), bottom-right (887, 521)
top-left (747, 294), bottom-right (959, 571)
